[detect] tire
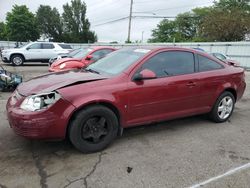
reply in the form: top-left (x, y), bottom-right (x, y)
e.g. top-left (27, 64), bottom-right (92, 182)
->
top-left (209, 91), bottom-right (235, 123)
top-left (69, 105), bottom-right (119, 153)
top-left (11, 55), bottom-right (24, 66)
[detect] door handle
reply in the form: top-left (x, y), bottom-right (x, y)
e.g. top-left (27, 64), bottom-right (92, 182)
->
top-left (186, 81), bottom-right (196, 87)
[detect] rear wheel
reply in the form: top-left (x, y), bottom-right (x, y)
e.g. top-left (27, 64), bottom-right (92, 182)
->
top-left (209, 91), bottom-right (235, 123)
top-left (69, 105), bottom-right (119, 153)
top-left (11, 55), bottom-right (24, 66)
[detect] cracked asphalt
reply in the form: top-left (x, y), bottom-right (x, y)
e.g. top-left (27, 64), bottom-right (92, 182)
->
top-left (0, 62), bottom-right (250, 188)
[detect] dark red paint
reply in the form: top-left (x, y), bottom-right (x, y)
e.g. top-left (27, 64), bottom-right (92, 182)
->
top-left (6, 47), bottom-right (246, 139)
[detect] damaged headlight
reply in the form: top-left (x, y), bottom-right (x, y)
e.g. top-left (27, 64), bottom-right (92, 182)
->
top-left (20, 92), bottom-right (61, 111)
top-left (59, 63), bottom-right (66, 69)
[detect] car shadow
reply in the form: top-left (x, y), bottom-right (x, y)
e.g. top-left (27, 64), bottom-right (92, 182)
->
top-left (30, 114), bottom-right (212, 155)
top-left (1, 62), bottom-right (48, 67)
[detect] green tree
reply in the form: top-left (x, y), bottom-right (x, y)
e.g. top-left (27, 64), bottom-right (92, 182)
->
top-left (0, 22), bottom-right (7, 40)
top-left (149, 0), bottom-right (250, 42)
top-left (62, 0), bottom-right (97, 43)
top-left (148, 19), bottom-right (184, 42)
top-left (175, 12), bottom-right (198, 41)
top-left (36, 5), bottom-right (63, 42)
top-left (201, 8), bottom-right (250, 41)
top-left (201, 0), bottom-right (250, 41)
top-left (6, 5), bottom-right (39, 42)
top-left (214, 0), bottom-right (250, 11)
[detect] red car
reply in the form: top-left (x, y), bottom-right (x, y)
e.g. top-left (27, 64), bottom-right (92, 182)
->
top-left (49, 46), bottom-right (116, 72)
top-left (6, 47), bottom-right (246, 153)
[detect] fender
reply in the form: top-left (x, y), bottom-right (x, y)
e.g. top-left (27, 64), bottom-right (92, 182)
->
top-left (67, 93), bottom-right (127, 127)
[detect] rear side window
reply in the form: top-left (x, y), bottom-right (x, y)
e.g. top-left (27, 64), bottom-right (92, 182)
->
top-left (141, 51), bottom-right (195, 77)
top-left (58, 44), bottom-right (72, 49)
top-left (42, 43), bottom-right (54, 49)
top-left (198, 55), bottom-right (223, 72)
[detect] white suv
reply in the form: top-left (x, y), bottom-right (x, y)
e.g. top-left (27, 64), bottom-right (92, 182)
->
top-left (1, 42), bottom-right (72, 66)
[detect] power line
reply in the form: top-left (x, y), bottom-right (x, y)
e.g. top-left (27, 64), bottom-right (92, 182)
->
top-left (88, 1), bottom-right (212, 27)
top-left (90, 0), bottom-right (213, 29)
top-left (141, 2), bottom-right (212, 12)
top-left (91, 14), bottom-right (128, 25)
top-left (93, 16), bottom-right (129, 27)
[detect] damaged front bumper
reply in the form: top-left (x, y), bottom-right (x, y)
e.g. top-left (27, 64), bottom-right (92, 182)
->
top-left (6, 91), bottom-right (76, 139)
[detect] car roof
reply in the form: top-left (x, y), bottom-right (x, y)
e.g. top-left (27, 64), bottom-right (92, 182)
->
top-left (89, 46), bottom-right (116, 50)
top-left (121, 46), bottom-right (203, 53)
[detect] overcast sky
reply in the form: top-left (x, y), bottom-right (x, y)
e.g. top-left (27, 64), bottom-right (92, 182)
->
top-left (0, 0), bottom-right (214, 42)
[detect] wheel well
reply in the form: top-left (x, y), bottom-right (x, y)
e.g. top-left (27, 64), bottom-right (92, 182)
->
top-left (66, 102), bottom-right (121, 139)
top-left (224, 88), bottom-right (237, 101)
top-left (10, 53), bottom-right (25, 61)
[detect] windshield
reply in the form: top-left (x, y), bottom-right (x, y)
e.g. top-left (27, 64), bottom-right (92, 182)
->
top-left (68, 48), bottom-right (81, 57)
top-left (87, 48), bottom-right (151, 75)
top-left (73, 48), bottom-right (93, 59)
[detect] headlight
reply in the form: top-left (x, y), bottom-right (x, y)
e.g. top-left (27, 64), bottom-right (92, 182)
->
top-left (20, 92), bottom-right (61, 111)
top-left (59, 63), bottom-right (66, 69)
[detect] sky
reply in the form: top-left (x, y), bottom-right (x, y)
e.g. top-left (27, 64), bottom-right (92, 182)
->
top-left (0, 0), bottom-right (214, 42)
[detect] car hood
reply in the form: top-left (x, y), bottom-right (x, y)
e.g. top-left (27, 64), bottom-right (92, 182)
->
top-left (17, 70), bottom-right (108, 96)
top-left (52, 58), bottom-right (81, 67)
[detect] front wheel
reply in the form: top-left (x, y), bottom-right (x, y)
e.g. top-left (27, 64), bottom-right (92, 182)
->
top-left (209, 91), bottom-right (235, 123)
top-left (11, 55), bottom-right (24, 66)
top-left (69, 105), bottom-right (119, 153)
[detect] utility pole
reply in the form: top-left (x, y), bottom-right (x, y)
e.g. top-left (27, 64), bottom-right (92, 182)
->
top-left (141, 31), bottom-right (144, 43)
top-left (127, 0), bottom-right (133, 43)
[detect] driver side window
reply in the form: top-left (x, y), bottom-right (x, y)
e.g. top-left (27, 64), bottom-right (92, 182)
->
top-left (28, 43), bottom-right (41, 49)
top-left (141, 51), bottom-right (195, 78)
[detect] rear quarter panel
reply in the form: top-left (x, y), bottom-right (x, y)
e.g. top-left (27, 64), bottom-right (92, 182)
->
top-left (201, 66), bottom-right (246, 109)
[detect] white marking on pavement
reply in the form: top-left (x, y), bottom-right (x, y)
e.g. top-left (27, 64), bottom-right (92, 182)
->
top-left (188, 162), bottom-right (250, 188)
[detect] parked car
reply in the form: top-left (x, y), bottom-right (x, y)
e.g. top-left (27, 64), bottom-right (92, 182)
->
top-left (49, 46), bottom-right (116, 72)
top-left (1, 42), bottom-right (72, 66)
top-left (48, 48), bottom-right (82, 64)
top-left (210, 52), bottom-right (240, 67)
top-left (6, 47), bottom-right (246, 153)
top-left (210, 52), bottom-right (228, 61)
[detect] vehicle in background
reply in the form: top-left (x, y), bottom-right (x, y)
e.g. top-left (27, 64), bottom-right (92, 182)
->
top-left (48, 48), bottom-right (82, 64)
top-left (49, 46), bottom-right (116, 72)
top-left (6, 47), bottom-right (246, 153)
top-left (0, 64), bottom-right (22, 92)
top-left (210, 52), bottom-right (229, 61)
top-left (1, 42), bottom-right (72, 66)
top-left (210, 52), bottom-right (240, 67)
top-left (192, 47), bottom-right (205, 52)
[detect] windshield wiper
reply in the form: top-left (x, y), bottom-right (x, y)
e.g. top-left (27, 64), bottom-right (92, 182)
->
top-left (85, 68), bottom-right (100, 74)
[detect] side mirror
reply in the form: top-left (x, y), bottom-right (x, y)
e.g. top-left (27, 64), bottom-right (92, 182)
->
top-left (133, 69), bottom-right (156, 81)
top-left (26, 47), bottom-right (30, 50)
top-left (85, 55), bottom-right (93, 61)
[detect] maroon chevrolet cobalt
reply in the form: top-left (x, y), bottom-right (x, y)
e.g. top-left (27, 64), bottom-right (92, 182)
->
top-left (6, 47), bottom-right (246, 153)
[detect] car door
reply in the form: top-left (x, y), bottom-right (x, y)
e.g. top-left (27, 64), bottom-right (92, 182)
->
top-left (41, 43), bottom-right (56, 59)
top-left (24, 43), bottom-right (42, 60)
top-left (126, 50), bottom-right (201, 126)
